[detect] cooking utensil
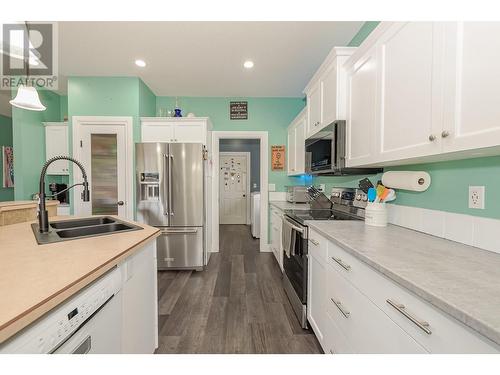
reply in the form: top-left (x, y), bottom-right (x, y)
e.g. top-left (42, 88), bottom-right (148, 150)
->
top-left (367, 188), bottom-right (377, 203)
top-left (359, 178), bottom-right (374, 194)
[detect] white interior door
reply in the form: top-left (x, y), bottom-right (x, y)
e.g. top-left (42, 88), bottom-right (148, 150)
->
top-left (219, 153), bottom-right (249, 224)
top-left (78, 125), bottom-right (128, 218)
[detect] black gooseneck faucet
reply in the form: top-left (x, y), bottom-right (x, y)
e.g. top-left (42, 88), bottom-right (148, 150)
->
top-left (38, 156), bottom-right (90, 233)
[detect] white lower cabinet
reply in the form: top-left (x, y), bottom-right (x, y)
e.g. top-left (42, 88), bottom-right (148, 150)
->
top-left (120, 240), bottom-right (158, 353)
top-left (307, 254), bottom-right (327, 345)
top-left (326, 262), bottom-right (426, 353)
top-left (307, 229), bottom-right (499, 354)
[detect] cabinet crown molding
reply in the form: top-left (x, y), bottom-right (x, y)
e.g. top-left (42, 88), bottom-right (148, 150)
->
top-left (303, 46), bottom-right (357, 94)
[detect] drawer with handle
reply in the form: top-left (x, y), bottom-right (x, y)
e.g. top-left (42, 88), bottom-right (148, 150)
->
top-left (327, 240), bottom-right (499, 353)
top-left (308, 229), bottom-right (328, 262)
top-left (326, 262), bottom-right (427, 353)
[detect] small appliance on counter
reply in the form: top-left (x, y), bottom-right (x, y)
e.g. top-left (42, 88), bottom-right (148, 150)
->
top-left (49, 183), bottom-right (69, 204)
top-left (286, 185), bottom-right (309, 203)
top-left (281, 187), bottom-right (366, 329)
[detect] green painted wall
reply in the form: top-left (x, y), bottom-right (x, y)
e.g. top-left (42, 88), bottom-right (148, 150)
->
top-left (12, 90), bottom-right (62, 200)
top-left (60, 95), bottom-right (68, 121)
top-left (156, 96), bottom-right (306, 191)
top-left (348, 21), bottom-right (381, 47)
top-left (0, 114), bottom-right (14, 201)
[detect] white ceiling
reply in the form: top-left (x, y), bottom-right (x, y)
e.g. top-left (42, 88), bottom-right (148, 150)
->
top-left (58, 21), bottom-right (364, 97)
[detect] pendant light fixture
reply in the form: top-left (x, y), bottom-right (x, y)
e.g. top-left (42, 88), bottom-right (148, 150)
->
top-left (9, 22), bottom-right (46, 112)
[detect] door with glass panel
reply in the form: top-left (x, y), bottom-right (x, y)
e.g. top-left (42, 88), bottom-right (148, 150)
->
top-left (78, 125), bottom-right (128, 218)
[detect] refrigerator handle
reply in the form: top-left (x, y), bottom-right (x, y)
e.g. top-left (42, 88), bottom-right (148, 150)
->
top-left (169, 154), bottom-right (174, 216)
top-left (163, 153), bottom-right (169, 217)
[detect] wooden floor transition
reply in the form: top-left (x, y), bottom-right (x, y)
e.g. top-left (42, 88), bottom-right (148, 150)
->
top-left (155, 224), bottom-right (322, 354)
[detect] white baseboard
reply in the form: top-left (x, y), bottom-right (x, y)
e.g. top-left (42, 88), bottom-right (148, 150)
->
top-left (388, 204), bottom-right (500, 255)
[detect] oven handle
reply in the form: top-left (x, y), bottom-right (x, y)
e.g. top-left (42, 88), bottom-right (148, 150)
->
top-left (282, 217), bottom-right (304, 234)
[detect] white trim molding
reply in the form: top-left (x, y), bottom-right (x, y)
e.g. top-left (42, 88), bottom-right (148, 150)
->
top-left (211, 131), bottom-right (269, 253)
top-left (72, 116), bottom-right (134, 220)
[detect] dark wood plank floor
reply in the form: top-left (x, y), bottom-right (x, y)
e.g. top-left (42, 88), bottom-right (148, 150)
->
top-left (155, 224), bottom-right (322, 354)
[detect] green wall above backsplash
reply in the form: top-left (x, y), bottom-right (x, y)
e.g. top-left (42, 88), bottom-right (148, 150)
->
top-left (156, 96), bottom-right (306, 191)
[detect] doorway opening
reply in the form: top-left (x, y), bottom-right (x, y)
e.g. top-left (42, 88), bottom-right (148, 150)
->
top-left (219, 140), bottom-right (260, 255)
top-left (211, 131), bottom-right (268, 253)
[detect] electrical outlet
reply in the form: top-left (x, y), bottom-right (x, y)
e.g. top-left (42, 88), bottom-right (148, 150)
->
top-left (268, 183), bottom-right (276, 192)
top-left (469, 186), bottom-right (485, 209)
top-left (318, 184), bottom-right (326, 192)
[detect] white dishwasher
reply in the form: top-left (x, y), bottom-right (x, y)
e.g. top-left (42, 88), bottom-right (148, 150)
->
top-left (0, 267), bottom-right (122, 354)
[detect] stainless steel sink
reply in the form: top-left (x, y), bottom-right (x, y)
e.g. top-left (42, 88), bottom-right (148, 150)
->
top-left (50, 217), bottom-right (115, 229)
top-left (32, 216), bottom-right (142, 245)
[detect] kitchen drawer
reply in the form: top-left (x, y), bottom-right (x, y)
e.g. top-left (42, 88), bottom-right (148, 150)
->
top-left (323, 312), bottom-right (355, 354)
top-left (326, 263), bottom-right (427, 354)
top-left (327, 240), bottom-right (499, 353)
top-left (308, 229), bottom-right (329, 262)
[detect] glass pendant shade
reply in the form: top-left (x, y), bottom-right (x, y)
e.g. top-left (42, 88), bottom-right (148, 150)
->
top-left (9, 85), bottom-right (46, 111)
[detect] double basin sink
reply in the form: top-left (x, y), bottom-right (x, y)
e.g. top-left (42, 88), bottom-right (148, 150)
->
top-left (32, 216), bottom-right (142, 245)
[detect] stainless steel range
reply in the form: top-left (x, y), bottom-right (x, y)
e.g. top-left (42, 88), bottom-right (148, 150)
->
top-left (281, 187), bottom-right (366, 329)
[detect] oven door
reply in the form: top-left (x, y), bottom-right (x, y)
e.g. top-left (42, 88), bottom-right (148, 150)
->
top-left (282, 216), bottom-right (308, 304)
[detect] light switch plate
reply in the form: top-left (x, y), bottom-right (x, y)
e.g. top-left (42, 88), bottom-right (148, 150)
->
top-left (268, 183), bottom-right (276, 192)
top-left (469, 186), bottom-right (485, 209)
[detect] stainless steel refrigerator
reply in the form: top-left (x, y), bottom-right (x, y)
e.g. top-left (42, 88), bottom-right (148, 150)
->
top-left (135, 143), bottom-right (205, 270)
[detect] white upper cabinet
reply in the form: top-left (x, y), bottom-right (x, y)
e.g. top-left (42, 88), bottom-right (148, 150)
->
top-left (345, 22), bottom-right (500, 167)
top-left (140, 118), bottom-right (212, 145)
top-left (442, 22), bottom-right (500, 153)
top-left (376, 22), bottom-right (444, 162)
top-left (304, 47), bottom-right (356, 138)
top-left (345, 47), bottom-right (378, 167)
top-left (44, 122), bottom-right (69, 175)
top-left (287, 109), bottom-right (306, 176)
top-left (306, 82), bottom-right (322, 136)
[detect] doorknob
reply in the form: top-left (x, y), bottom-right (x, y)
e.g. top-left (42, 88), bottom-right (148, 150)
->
top-left (117, 201), bottom-right (125, 206)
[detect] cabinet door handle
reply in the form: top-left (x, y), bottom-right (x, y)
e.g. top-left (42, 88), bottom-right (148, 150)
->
top-left (441, 130), bottom-right (450, 138)
top-left (310, 239), bottom-right (319, 246)
top-left (331, 256), bottom-right (351, 271)
top-left (331, 298), bottom-right (350, 318)
top-left (386, 299), bottom-right (432, 335)
top-left (428, 134), bottom-right (436, 142)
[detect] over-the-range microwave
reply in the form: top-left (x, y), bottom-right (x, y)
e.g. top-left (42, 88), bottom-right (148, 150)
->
top-left (305, 120), bottom-right (382, 176)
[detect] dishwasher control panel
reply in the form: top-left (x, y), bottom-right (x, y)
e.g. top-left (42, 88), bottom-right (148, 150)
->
top-left (0, 267), bottom-right (121, 354)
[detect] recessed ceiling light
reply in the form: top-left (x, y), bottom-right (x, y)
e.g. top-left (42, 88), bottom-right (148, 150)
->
top-left (243, 60), bottom-right (254, 69)
top-left (135, 59), bottom-right (146, 68)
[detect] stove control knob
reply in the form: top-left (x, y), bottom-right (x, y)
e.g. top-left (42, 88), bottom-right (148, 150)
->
top-left (356, 194), bottom-right (362, 201)
top-left (362, 196), bottom-right (368, 202)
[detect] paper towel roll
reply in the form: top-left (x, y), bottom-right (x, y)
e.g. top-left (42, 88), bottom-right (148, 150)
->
top-left (381, 171), bottom-right (431, 192)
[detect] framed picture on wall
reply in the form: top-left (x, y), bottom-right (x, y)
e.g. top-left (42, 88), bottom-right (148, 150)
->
top-left (2, 146), bottom-right (14, 188)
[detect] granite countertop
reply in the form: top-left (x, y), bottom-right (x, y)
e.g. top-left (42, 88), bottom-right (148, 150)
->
top-left (306, 220), bottom-right (500, 347)
top-left (0, 215), bottom-right (160, 344)
top-left (269, 201), bottom-right (310, 211)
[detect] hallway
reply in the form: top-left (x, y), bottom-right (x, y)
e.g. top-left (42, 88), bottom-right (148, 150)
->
top-left (155, 225), bottom-right (322, 354)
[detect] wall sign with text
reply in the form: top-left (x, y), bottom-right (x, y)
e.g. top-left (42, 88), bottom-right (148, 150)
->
top-left (271, 145), bottom-right (285, 171)
top-left (230, 101), bottom-right (248, 120)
